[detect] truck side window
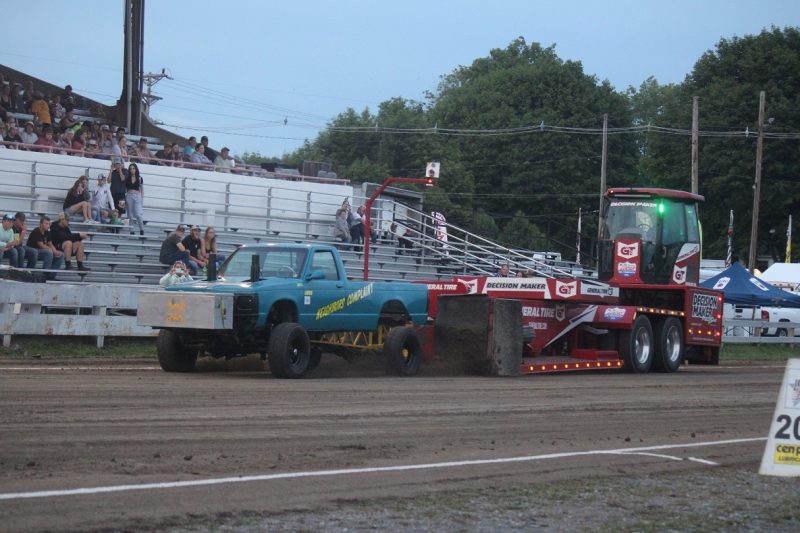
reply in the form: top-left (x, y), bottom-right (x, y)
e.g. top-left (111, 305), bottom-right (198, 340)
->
top-left (310, 251), bottom-right (339, 280)
top-left (685, 204), bottom-right (700, 243)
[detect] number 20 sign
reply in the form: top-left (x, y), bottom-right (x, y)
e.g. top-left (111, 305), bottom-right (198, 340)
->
top-left (760, 359), bottom-right (800, 476)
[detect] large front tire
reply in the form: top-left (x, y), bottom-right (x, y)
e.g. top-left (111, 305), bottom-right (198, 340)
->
top-left (652, 317), bottom-right (684, 372)
top-left (384, 327), bottom-right (421, 376)
top-left (619, 315), bottom-right (653, 373)
top-left (157, 329), bottom-right (198, 372)
top-left (268, 323), bottom-right (311, 379)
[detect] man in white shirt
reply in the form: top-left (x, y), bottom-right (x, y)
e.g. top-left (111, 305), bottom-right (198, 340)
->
top-left (19, 121), bottom-right (38, 146)
top-left (90, 174), bottom-right (115, 223)
top-left (214, 147), bottom-right (235, 173)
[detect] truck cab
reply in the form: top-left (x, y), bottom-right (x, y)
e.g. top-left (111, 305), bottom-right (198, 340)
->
top-left (598, 188), bottom-right (703, 287)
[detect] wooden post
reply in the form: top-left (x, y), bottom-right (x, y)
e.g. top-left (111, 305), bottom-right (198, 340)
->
top-left (748, 91), bottom-right (766, 273)
top-left (598, 113), bottom-right (608, 245)
top-left (691, 96), bottom-right (699, 195)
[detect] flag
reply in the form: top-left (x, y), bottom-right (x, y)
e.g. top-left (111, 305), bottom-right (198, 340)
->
top-left (432, 211), bottom-right (449, 255)
top-left (576, 208), bottom-right (582, 265)
top-left (725, 210), bottom-right (734, 267)
top-left (786, 214), bottom-right (793, 263)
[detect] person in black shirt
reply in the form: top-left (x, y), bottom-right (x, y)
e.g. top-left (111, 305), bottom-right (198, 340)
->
top-left (108, 162), bottom-right (128, 215)
top-left (159, 225), bottom-right (198, 275)
top-left (26, 215), bottom-right (64, 276)
top-left (124, 163), bottom-right (145, 235)
top-left (182, 225), bottom-right (208, 270)
top-left (63, 177), bottom-right (95, 223)
top-left (51, 213), bottom-right (90, 271)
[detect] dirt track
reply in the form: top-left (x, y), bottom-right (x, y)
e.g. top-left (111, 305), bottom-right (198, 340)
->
top-left (0, 356), bottom-right (795, 532)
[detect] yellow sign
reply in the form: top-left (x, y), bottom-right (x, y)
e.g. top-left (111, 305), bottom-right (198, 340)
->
top-left (166, 301), bottom-right (186, 322)
top-left (315, 283), bottom-right (374, 320)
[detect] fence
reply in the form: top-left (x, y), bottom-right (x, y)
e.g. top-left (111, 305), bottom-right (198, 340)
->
top-left (722, 319), bottom-right (800, 344)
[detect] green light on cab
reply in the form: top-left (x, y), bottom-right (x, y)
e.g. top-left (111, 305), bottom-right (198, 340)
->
top-left (658, 202), bottom-right (665, 215)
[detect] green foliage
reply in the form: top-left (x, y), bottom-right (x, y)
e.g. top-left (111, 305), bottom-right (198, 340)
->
top-left (504, 211), bottom-right (545, 249)
top-left (470, 209), bottom-right (499, 239)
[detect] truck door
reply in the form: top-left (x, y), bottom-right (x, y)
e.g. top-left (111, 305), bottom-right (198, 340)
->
top-left (302, 249), bottom-right (348, 329)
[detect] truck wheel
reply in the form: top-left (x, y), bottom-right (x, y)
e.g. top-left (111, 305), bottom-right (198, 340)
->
top-left (619, 315), bottom-right (653, 373)
top-left (776, 327), bottom-right (788, 338)
top-left (268, 323), bottom-right (310, 379)
top-left (157, 329), bottom-right (198, 372)
top-left (652, 317), bottom-right (684, 372)
top-left (384, 327), bottom-right (421, 376)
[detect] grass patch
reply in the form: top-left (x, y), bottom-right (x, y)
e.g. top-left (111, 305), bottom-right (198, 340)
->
top-left (0, 335), bottom-right (156, 358)
top-left (721, 343), bottom-right (800, 361)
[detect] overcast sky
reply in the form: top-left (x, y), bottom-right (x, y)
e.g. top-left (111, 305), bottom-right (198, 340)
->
top-left (3, 1), bottom-right (798, 158)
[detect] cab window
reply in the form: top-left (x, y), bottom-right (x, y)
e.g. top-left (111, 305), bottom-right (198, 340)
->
top-left (685, 204), bottom-right (700, 243)
top-left (310, 251), bottom-right (339, 280)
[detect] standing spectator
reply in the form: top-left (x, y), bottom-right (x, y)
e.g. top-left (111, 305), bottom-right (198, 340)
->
top-left (34, 126), bottom-right (57, 153)
top-left (214, 147), bottom-right (235, 173)
top-left (19, 121), bottom-right (38, 145)
top-left (10, 84), bottom-right (24, 113)
top-left (90, 173), bottom-right (115, 223)
top-left (60, 84), bottom-right (76, 112)
top-left (99, 125), bottom-right (114, 158)
top-left (124, 163), bottom-right (145, 235)
top-left (27, 215), bottom-right (64, 276)
top-left (182, 225), bottom-right (208, 270)
top-left (201, 227), bottom-right (226, 267)
top-left (199, 136), bottom-right (217, 162)
top-left (31, 92), bottom-right (51, 126)
top-left (0, 85), bottom-right (11, 112)
top-left (12, 212), bottom-right (38, 267)
top-left (63, 177), bottom-right (95, 223)
top-left (4, 124), bottom-right (23, 149)
top-left (159, 225), bottom-right (198, 275)
top-left (333, 208), bottom-right (352, 249)
top-left (111, 135), bottom-right (128, 166)
top-left (349, 206), bottom-right (365, 246)
top-left (159, 261), bottom-right (194, 287)
top-left (50, 213), bottom-right (90, 271)
top-left (1, 213), bottom-right (25, 267)
top-left (59, 110), bottom-right (80, 132)
top-left (130, 137), bottom-right (154, 164)
top-left (108, 162), bottom-right (128, 214)
top-left (22, 81), bottom-right (35, 112)
top-left (49, 94), bottom-right (66, 122)
top-left (182, 136), bottom-right (197, 160)
top-left (190, 143), bottom-right (212, 165)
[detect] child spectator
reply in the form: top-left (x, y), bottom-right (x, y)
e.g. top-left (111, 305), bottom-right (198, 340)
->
top-left (26, 215), bottom-right (64, 277)
top-left (201, 227), bottom-right (226, 267)
top-left (159, 261), bottom-right (193, 287)
top-left (31, 92), bottom-right (51, 126)
top-left (182, 225), bottom-right (208, 270)
top-left (50, 213), bottom-right (90, 271)
top-left (63, 176), bottom-right (95, 223)
top-left (34, 126), bottom-right (57, 153)
top-left (124, 163), bottom-right (145, 235)
top-left (90, 174), bottom-right (115, 223)
top-left (159, 225), bottom-right (198, 275)
top-left (1, 213), bottom-right (25, 267)
top-left (214, 147), bottom-right (235, 173)
top-left (19, 121), bottom-right (38, 145)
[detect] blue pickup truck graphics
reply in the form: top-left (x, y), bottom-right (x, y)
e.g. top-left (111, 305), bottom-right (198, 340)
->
top-left (138, 243), bottom-right (430, 378)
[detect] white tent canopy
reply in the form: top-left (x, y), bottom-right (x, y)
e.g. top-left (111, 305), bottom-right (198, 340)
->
top-left (760, 263), bottom-right (800, 291)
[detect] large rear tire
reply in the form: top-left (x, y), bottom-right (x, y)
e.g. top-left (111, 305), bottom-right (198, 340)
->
top-left (384, 327), bottom-right (422, 376)
top-left (619, 315), bottom-right (653, 373)
top-left (652, 317), bottom-right (684, 372)
top-left (157, 329), bottom-right (198, 372)
top-left (268, 323), bottom-right (310, 379)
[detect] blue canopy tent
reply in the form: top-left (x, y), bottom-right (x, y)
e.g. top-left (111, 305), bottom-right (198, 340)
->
top-left (700, 263), bottom-right (800, 308)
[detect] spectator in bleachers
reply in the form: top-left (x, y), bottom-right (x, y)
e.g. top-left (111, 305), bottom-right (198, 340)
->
top-left (201, 227), bottom-right (226, 267)
top-left (182, 225), bottom-right (208, 271)
top-left (10, 84), bottom-right (23, 113)
top-left (59, 110), bottom-right (80, 132)
top-left (1, 213), bottom-right (26, 267)
top-left (115, 127), bottom-right (126, 141)
top-left (12, 212), bottom-right (38, 267)
top-left (155, 142), bottom-right (181, 166)
top-left (199, 136), bottom-right (217, 162)
top-left (111, 135), bottom-right (128, 166)
top-left (0, 123), bottom-right (6, 148)
top-left (349, 206), bottom-right (365, 246)
top-left (389, 222), bottom-right (414, 254)
top-left (22, 81), bottom-right (35, 112)
top-left (99, 125), bottom-right (114, 157)
top-left (0, 85), bottom-right (11, 113)
top-left (4, 123), bottom-right (23, 149)
top-left (182, 136), bottom-right (197, 161)
top-left (90, 173), bottom-right (115, 223)
top-left (57, 130), bottom-right (75, 155)
top-left (159, 225), bottom-right (198, 275)
top-left (31, 92), bottom-right (51, 126)
top-left (497, 264), bottom-right (510, 277)
top-left (63, 177), bottom-right (95, 223)
top-left (51, 213), bottom-right (90, 271)
top-left (19, 121), bottom-right (38, 145)
top-left (27, 215), bottom-right (64, 277)
top-left (108, 161), bottom-right (128, 214)
top-left (84, 121), bottom-right (99, 143)
top-left (130, 137), bottom-right (154, 164)
top-left (60, 85), bottom-right (76, 112)
top-left (214, 147), bottom-right (235, 173)
top-left (49, 94), bottom-right (66, 123)
top-left (34, 126), bottom-right (57, 153)
top-left (71, 129), bottom-right (87, 156)
top-left (124, 163), bottom-right (145, 236)
top-left (190, 143), bottom-right (212, 165)
top-left (333, 208), bottom-right (352, 249)
top-left (159, 260), bottom-right (193, 287)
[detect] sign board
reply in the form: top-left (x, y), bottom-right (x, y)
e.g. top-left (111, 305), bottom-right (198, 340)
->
top-left (759, 358), bottom-right (800, 476)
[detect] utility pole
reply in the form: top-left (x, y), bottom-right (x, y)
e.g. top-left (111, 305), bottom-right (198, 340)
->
top-left (748, 91), bottom-right (766, 273)
top-left (691, 96), bottom-right (699, 195)
top-left (141, 70), bottom-right (172, 117)
top-left (598, 113), bottom-right (608, 246)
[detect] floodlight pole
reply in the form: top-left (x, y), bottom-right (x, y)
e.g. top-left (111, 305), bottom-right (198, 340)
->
top-left (363, 176), bottom-right (434, 280)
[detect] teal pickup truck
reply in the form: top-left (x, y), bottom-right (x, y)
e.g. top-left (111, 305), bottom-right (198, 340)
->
top-left (138, 243), bottom-right (430, 378)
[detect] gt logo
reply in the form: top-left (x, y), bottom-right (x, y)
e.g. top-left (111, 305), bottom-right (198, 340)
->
top-left (555, 303), bottom-right (566, 322)
top-left (673, 265), bottom-right (687, 284)
top-left (555, 281), bottom-right (577, 298)
top-left (617, 242), bottom-right (639, 259)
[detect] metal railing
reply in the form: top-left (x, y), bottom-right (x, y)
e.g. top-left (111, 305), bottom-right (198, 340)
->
top-left (722, 319), bottom-right (800, 343)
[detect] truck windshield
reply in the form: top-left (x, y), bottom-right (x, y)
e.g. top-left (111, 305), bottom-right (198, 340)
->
top-left (602, 199), bottom-right (660, 243)
top-left (218, 248), bottom-right (308, 281)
